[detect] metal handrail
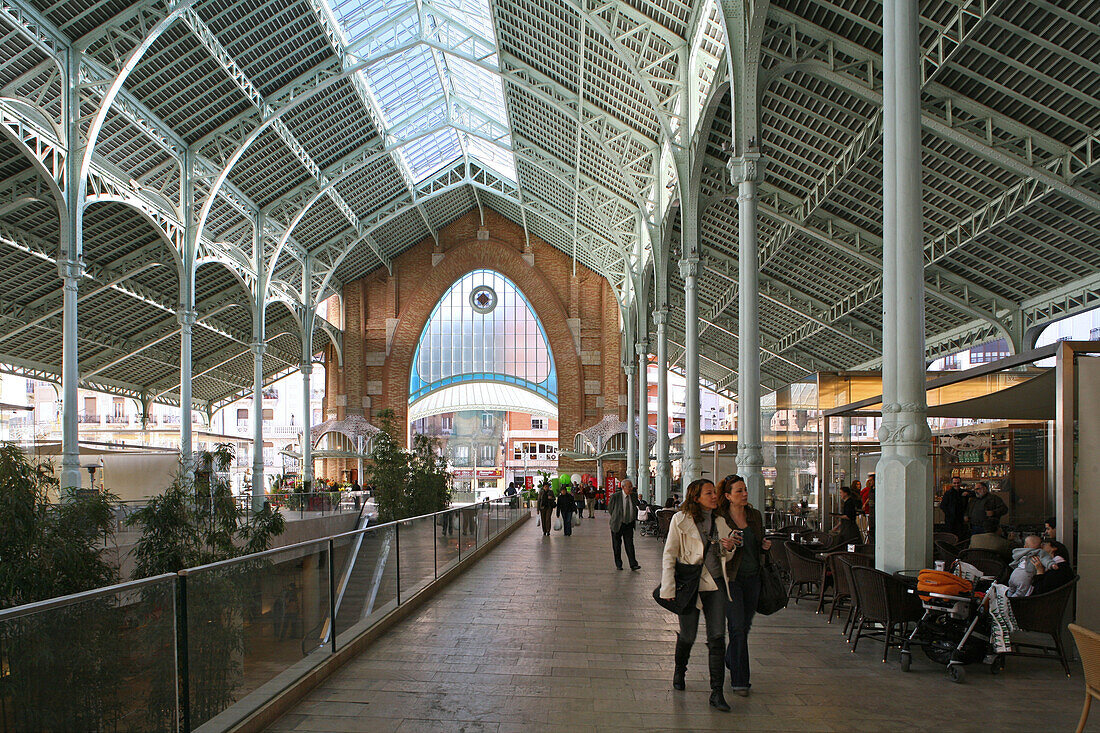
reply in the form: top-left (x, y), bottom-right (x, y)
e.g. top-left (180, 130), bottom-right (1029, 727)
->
top-left (0, 573), bottom-right (177, 621)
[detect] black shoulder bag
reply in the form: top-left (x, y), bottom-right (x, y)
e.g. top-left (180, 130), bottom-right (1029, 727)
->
top-left (755, 553), bottom-right (788, 616)
top-left (652, 562), bottom-right (703, 615)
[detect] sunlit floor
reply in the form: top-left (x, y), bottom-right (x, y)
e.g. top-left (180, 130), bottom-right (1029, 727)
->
top-left (268, 511), bottom-right (1092, 732)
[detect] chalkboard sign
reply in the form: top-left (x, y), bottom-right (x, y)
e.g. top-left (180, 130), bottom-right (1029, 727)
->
top-left (1014, 429), bottom-right (1044, 470)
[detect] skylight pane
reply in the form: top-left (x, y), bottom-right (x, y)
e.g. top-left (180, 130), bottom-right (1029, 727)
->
top-left (403, 128), bottom-right (461, 179)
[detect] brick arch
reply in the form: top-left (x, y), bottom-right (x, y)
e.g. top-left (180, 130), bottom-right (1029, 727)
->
top-left (381, 239), bottom-right (585, 471)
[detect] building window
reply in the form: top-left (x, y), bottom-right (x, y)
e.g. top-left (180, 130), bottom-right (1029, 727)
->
top-left (262, 408), bottom-right (274, 421)
top-left (479, 444), bottom-right (495, 464)
top-left (454, 446), bottom-right (470, 467)
top-left (441, 415), bottom-right (453, 434)
top-left (480, 412), bottom-right (494, 430)
top-left (531, 417), bottom-right (546, 430)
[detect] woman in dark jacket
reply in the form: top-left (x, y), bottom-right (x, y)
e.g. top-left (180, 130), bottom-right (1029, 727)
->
top-left (833, 485), bottom-right (862, 545)
top-left (537, 484), bottom-right (555, 536)
top-left (717, 474), bottom-right (771, 696)
top-left (556, 488), bottom-right (578, 536)
top-left (1031, 540), bottom-right (1074, 594)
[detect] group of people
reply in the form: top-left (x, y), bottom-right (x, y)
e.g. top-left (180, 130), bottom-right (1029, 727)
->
top-left (657, 475), bottom-right (770, 712)
top-left (535, 480), bottom-right (598, 537)
top-left (939, 476), bottom-right (1009, 539)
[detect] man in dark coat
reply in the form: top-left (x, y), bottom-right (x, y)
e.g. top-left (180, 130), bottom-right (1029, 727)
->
top-left (965, 482), bottom-right (1008, 535)
top-left (939, 477), bottom-right (969, 538)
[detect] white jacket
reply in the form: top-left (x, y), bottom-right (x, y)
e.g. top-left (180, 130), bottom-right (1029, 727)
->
top-left (661, 510), bottom-right (734, 606)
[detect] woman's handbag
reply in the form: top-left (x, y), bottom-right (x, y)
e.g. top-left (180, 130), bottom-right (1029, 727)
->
top-left (755, 555), bottom-right (788, 615)
top-left (652, 562), bottom-right (703, 614)
top-left (553, 514), bottom-right (563, 531)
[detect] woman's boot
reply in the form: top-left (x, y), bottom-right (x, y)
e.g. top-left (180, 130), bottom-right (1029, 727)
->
top-left (673, 633), bottom-right (691, 690)
top-left (707, 638), bottom-right (730, 711)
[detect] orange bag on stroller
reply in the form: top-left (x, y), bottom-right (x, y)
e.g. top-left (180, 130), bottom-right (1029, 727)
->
top-left (916, 569), bottom-right (973, 601)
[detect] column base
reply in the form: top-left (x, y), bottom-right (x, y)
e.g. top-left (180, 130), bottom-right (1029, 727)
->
top-left (874, 449), bottom-right (933, 573)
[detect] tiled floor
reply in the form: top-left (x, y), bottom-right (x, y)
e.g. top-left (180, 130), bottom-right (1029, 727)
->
top-left (268, 511), bottom-right (1093, 732)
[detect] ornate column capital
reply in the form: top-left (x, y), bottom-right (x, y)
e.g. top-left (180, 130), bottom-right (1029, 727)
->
top-left (652, 308), bottom-right (667, 326)
top-left (878, 402), bottom-right (933, 445)
top-left (728, 150), bottom-right (764, 186)
top-left (176, 308), bottom-right (198, 329)
top-left (299, 361), bottom-right (314, 376)
top-left (250, 341), bottom-right (267, 357)
top-left (678, 256), bottom-right (698, 281)
top-left (635, 341), bottom-right (649, 357)
top-left (736, 444), bottom-right (765, 468)
top-left (57, 258), bottom-right (84, 284)
top-left (622, 358), bottom-right (636, 374)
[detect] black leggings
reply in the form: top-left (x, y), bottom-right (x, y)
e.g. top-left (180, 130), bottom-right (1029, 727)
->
top-left (679, 588), bottom-right (727, 644)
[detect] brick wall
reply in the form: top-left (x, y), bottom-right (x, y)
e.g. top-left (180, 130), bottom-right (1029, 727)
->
top-left (324, 208), bottom-right (625, 478)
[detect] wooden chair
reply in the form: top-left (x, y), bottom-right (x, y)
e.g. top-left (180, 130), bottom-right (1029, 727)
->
top-left (933, 531), bottom-right (959, 545)
top-left (1010, 575), bottom-right (1078, 676)
top-left (655, 508), bottom-right (675, 539)
top-left (934, 540), bottom-right (959, 566)
top-left (1068, 623), bottom-right (1100, 733)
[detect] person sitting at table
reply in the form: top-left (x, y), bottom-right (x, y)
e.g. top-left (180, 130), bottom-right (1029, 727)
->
top-left (1029, 539), bottom-right (1073, 595)
top-left (967, 524), bottom-right (1013, 558)
top-left (832, 486), bottom-right (861, 545)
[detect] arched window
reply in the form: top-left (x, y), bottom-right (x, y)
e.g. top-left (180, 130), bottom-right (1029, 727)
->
top-left (409, 270), bottom-right (557, 408)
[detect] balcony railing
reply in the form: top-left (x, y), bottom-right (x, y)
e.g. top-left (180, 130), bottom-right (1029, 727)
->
top-left (0, 499), bottom-right (525, 732)
top-left (77, 413), bottom-right (100, 424)
top-left (105, 415), bottom-right (129, 425)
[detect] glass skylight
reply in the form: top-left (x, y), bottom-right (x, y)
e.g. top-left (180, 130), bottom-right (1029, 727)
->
top-left (325, 0), bottom-right (516, 182)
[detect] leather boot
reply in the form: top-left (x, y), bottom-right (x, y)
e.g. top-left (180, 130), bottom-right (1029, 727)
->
top-left (673, 633), bottom-right (691, 690)
top-left (707, 638), bottom-right (730, 712)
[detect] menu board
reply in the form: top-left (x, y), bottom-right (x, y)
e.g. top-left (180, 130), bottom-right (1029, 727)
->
top-left (1014, 429), bottom-right (1045, 470)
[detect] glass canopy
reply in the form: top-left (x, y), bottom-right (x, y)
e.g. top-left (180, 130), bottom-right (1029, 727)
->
top-left (409, 269), bottom-right (557, 406)
top-left (325, 0), bottom-right (516, 182)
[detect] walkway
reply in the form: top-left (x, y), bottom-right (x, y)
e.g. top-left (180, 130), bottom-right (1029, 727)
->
top-left (269, 511), bottom-right (1091, 732)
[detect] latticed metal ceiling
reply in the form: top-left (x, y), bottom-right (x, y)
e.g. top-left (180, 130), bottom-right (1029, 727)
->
top-left (0, 0), bottom-right (1096, 410)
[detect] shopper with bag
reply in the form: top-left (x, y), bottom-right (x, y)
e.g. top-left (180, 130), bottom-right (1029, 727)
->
top-left (608, 479), bottom-right (641, 570)
top-left (556, 487), bottom-right (578, 536)
top-left (660, 479), bottom-right (736, 712)
top-left (537, 482), bottom-right (555, 536)
top-left (716, 474), bottom-right (771, 697)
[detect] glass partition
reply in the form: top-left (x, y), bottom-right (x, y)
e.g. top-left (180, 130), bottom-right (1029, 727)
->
top-left (436, 507), bottom-right (461, 575)
top-left (398, 515), bottom-right (437, 601)
top-left (183, 542), bottom-right (332, 730)
top-left (0, 575), bottom-right (177, 733)
top-left (333, 527), bottom-right (398, 648)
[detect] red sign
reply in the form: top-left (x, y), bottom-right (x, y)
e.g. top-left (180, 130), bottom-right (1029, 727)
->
top-left (476, 468), bottom-right (503, 479)
top-left (452, 469), bottom-right (474, 479)
top-left (524, 476), bottom-right (534, 489)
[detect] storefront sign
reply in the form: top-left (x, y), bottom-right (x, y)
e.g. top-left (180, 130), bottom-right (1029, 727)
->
top-left (476, 468), bottom-right (503, 479)
top-left (452, 469), bottom-right (474, 479)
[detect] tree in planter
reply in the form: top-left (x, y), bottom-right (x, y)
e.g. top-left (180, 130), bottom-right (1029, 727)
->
top-left (0, 442), bottom-right (128, 731)
top-left (367, 409), bottom-right (411, 522)
top-left (126, 443), bottom-right (285, 728)
top-left (408, 432), bottom-right (450, 517)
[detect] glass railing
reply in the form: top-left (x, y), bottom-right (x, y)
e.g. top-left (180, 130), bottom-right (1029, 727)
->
top-left (0, 499), bottom-right (525, 733)
top-left (0, 574), bottom-right (178, 733)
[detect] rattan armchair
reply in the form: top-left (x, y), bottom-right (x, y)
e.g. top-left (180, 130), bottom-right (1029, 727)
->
top-left (1009, 575), bottom-right (1078, 676)
top-left (849, 566), bottom-right (924, 662)
top-left (1068, 623), bottom-right (1100, 733)
top-left (785, 542), bottom-right (825, 605)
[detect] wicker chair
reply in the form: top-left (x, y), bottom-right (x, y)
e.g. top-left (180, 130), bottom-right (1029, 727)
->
top-left (1009, 575), bottom-right (1079, 676)
top-left (1068, 623), bottom-right (1100, 733)
top-left (961, 555), bottom-right (1008, 582)
top-left (655, 508), bottom-right (675, 539)
top-left (785, 542), bottom-right (825, 605)
top-left (837, 552), bottom-right (875, 635)
top-left (934, 540), bottom-right (960, 566)
top-left (933, 531), bottom-right (959, 545)
top-left (959, 547), bottom-right (1008, 565)
top-left (822, 551), bottom-right (869, 626)
top-left (775, 524), bottom-right (809, 537)
top-left (849, 566), bottom-right (924, 662)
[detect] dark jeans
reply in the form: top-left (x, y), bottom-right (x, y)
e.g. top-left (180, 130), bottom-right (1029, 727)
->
top-left (539, 507), bottom-right (553, 533)
top-left (679, 588), bottom-right (726, 644)
top-left (560, 509), bottom-right (574, 535)
top-left (611, 521), bottom-right (637, 567)
top-left (725, 573), bottom-right (761, 689)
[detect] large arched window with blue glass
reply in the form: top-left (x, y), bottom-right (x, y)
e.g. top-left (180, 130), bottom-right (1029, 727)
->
top-left (409, 270), bottom-right (557, 407)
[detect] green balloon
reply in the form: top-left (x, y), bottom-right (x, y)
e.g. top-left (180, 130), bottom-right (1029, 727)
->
top-left (559, 473), bottom-right (571, 485)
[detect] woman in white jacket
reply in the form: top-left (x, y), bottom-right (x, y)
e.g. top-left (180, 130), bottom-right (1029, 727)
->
top-left (660, 478), bottom-right (738, 712)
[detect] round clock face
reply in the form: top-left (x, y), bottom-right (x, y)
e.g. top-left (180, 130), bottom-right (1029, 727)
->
top-left (470, 285), bottom-right (497, 314)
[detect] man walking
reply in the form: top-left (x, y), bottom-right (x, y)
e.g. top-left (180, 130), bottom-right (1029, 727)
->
top-left (966, 482), bottom-right (1008, 536)
top-left (609, 479), bottom-right (641, 570)
top-left (584, 481), bottom-right (597, 518)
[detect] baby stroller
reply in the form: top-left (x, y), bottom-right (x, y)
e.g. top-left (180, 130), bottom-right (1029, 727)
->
top-left (899, 568), bottom-right (1005, 683)
top-left (638, 503), bottom-right (660, 537)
